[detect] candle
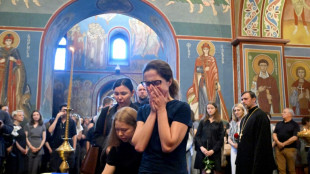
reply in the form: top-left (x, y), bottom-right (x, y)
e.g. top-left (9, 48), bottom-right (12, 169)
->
top-left (67, 46), bottom-right (75, 109)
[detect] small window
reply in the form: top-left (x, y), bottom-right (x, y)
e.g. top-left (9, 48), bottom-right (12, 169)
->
top-left (54, 37), bottom-right (67, 70)
top-left (112, 38), bottom-right (127, 60)
top-left (108, 31), bottom-right (129, 66)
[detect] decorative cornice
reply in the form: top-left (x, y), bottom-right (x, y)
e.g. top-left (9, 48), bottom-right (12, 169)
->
top-left (231, 36), bottom-right (290, 46)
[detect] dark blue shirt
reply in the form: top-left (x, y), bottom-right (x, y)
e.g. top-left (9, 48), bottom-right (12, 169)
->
top-left (137, 100), bottom-right (192, 174)
top-left (274, 119), bottom-right (300, 148)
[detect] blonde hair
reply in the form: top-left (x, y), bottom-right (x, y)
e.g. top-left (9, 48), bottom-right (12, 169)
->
top-left (105, 107), bottom-right (137, 148)
top-left (12, 110), bottom-right (24, 118)
top-left (72, 113), bottom-right (83, 132)
top-left (231, 103), bottom-right (247, 121)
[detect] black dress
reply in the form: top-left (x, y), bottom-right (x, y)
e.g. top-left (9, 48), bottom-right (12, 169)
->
top-left (5, 124), bottom-right (27, 174)
top-left (194, 119), bottom-right (224, 171)
top-left (106, 142), bottom-right (142, 174)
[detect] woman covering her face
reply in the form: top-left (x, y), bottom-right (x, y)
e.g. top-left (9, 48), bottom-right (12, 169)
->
top-left (132, 59), bottom-right (192, 174)
top-left (102, 107), bottom-right (141, 174)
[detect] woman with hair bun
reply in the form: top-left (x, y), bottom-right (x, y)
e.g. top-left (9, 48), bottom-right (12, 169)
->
top-left (132, 59), bottom-right (192, 174)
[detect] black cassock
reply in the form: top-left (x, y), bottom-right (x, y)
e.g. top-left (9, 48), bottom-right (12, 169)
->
top-left (236, 106), bottom-right (277, 174)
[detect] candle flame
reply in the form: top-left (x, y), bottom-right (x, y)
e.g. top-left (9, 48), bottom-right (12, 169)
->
top-left (69, 46), bottom-right (75, 52)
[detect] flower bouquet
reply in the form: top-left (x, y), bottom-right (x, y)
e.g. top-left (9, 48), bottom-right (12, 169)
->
top-left (203, 156), bottom-right (214, 174)
top-left (234, 133), bottom-right (239, 142)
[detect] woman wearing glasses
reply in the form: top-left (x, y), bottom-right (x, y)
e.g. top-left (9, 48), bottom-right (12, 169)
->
top-left (132, 60), bottom-right (192, 174)
top-left (94, 78), bottom-right (138, 173)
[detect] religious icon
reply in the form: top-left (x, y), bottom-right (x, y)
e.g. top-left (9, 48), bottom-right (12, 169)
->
top-left (288, 61), bottom-right (310, 115)
top-left (187, 40), bottom-right (228, 120)
top-left (0, 30), bottom-right (31, 115)
top-left (250, 54), bottom-right (280, 113)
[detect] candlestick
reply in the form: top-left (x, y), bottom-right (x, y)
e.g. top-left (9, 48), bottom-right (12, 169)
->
top-left (56, 46), bottom-right (75, 173)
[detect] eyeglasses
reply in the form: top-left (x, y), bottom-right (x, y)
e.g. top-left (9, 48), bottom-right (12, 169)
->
top-left (141, 80), bottom-right (162, 87)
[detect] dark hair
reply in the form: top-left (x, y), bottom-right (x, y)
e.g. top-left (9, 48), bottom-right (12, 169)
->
top-left (102, 96), bottom-right (114, 106)
top-left (30, 110), bottom-right (43, 126)
top-left (143, 59), bottom-right (179, 99)
top-left (105, 107), bottom-right (137, 148)
top-left (302, 116), bottom-right (310, 125)
top-left (3, 34), bottom-right (14, 44)
top-left (258, 59), bottom-right (269, 66)
top-left (296, 66), bottom-right (306, 77)
top-left (241, 91), bottom-right (256, 99)
top-left (113, 78), bottom-right (134, 92)
top-left (59, 103), bottom-right (67, 111)
top-left (204, 103), bottom-right (221, 123)
top-left (0, 104), bottom-right (4, 109)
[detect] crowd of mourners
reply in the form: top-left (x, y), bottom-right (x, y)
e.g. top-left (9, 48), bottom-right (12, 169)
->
top-left (0, 59), bottom-right (309, 174)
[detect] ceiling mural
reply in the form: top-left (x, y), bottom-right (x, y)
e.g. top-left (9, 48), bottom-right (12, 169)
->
top-left (0, 0), bottom-right (69, 27)
top-left (147, 0), bottom-right (232, 38)
top-left (283, 0), bottom-right (310, 45)
top-left (67, 13), bottom-right (163, 71)
top-left (0, 0), bottom-right (68, 13)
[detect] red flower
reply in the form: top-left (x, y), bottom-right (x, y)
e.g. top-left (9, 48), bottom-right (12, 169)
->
top-left (234, 133), bottom-right (239, 139)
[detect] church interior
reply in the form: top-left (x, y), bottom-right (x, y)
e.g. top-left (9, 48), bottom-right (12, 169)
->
top-left (0, 0), bottom-right (310, 123)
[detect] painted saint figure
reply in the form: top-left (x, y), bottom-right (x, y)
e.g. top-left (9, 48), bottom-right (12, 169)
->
top-left (290, 66), bottom-right (310, 115)
top-left (68, 24), bottom-right (84, 68)
top-left (292, 0), bottom-right (310, 35)
top-left (251, 58), bottom-right (280, 113)
top-left (0, 31), bottom-right (30, 117)
top-left (0, 33), bottom-right (23, 112)
top-left (187, 42), bottom-right (228, 120)
top-left (165, 0), bottom-right (230, 15)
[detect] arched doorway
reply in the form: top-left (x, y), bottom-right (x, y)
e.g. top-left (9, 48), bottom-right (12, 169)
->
top-left (92, 74), bottom-right (138, 116)
top-left (39, 0), bottom-right (177, 117)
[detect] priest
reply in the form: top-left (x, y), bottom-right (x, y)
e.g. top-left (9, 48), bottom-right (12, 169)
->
top-left (235, 91), bottom-right (276, 174)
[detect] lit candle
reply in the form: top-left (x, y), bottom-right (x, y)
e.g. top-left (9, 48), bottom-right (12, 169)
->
top-left (67, 46), bottom-right (75, 109)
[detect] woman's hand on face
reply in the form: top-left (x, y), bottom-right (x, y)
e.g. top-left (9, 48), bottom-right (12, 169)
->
top-left (148, 86), bottom-right (157, 112)
top-left (150, 85), bottom-right (167, 111)
top-left (149, 98), bottom-right (157, 112)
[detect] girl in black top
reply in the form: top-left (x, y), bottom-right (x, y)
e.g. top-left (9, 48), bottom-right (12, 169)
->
top-left (194, 103), bottom-right (224, 174)
top-left (102, 107), bottom-right (141, 174)
top-left (93, 78), bottom-right (138, 173)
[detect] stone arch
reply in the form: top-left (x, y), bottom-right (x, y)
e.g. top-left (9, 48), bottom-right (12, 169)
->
top-left (39, 0), bottom-right (177, 116)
